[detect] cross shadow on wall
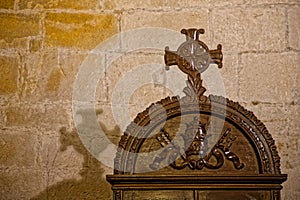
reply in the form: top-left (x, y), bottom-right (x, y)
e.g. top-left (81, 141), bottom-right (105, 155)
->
top-left (31, 109), bottom-right (121, 200)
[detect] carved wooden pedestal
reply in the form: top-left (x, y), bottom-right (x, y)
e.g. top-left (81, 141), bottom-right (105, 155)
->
top-left (106, 28), bottom-right (287, 200)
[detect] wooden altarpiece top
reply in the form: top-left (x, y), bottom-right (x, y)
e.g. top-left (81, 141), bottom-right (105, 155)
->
top-left (106, 28), bottom-right (287, 200)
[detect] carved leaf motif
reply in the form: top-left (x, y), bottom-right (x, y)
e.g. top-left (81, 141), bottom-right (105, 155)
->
top-left (183, 74), bottom-right (208, 103)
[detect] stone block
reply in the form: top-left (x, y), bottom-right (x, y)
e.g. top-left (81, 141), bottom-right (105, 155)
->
top-left (101, 0), bottom-right (164, 10)
top-left (264, 120), bottom-right (288, 139)
top-left (121, 10), bottom-right (209, 37)
top-left (0, 0), bottom-right (15, 9)
top-left (273, 134), bottom-right (299, 199)
top-left (243, 103), bottom-right (286, 122)
top-left (29, 38), bottom-right (43, 52)
top-left (292, 78), bottom-right (299, 105)
top-left (257, 0), bottom-right (300, 4)
top-left (74, 52), bottom-right (107, 102)
top-left (0, 96), bottom-right (10, 108)
top-left (0, 13), bottom-right (40, 47)
top-left (31, 169), bottom-right (112, 200)
top-left (275, 135), bottom-right (299, 171)
top-left (20, 52), bottom-right (90, 102)
top-left (0, 55), bottom-right (19, 95)
top-left (272, 135), bottom-right (298, 200)
top-left (288, 6), bottom-right (300, 50)
top-left (94, 102), bottom-right (122, 139)
top-left (105, 52), bottom-right (169, 102)
top-left (19, 52), bottom-right (57, 101)
top-left (239, 52), bottom-right (299, 103)
top-left (17, 0), bottom-right (99, 10)
top-left (164, 67), bottom-right (188, 97)
top-left (0, 37), bottom-right (28, 49)
top-left (45, 13), bottom-right (118, 49)
top-left (46, 66), bottom-right (63, 92)
top-left (36, 133), bottom-right (83, 177)
top-left (211, 7), bottom-right (286, 52)
top-left (212, 54), bottom-right (239, 101)
top-left (129, 84), bottom-right (173, 113)
top-left (287, 105), bottom-right (300, 136)
top-left (165, 0), bottom-right (300, 9)
top-left (0, 168), bottom-right (47, 199)
top-left (0, 110), bottom-right (5, 128)
top-left (29, 129), bottom-right (112, 200)
top-left (282, 165), bottom-right (300, 200)
top-left (164, 0), bottom-right (244, 8)
top-left (103, 51), bottom-right (184, 131)
top-left (3, 102), bottom-right (71, 131)
top-left (0, 131), bottom-right (37, 168)
top-left (243, 103), bottom-right (288, 137)
top-left (58, 52), bottom-right (91, 99)
top-left (112, 83), bottom-right (175, 130)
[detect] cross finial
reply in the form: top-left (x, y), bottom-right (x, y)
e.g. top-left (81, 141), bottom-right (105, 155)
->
top-left (164, 28), bottom-right (223, 102)
top-left (164, 28), bottom-right (223, 76)
top-left (181, 28), bottom-right (205, 41)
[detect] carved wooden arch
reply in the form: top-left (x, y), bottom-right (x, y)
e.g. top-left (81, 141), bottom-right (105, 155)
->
top-left (113, 94), bottom-right (281, 175)
top-left (107, 28), bottom-right (287, 200)
top-left (113, 28), bottom-right (281, 175)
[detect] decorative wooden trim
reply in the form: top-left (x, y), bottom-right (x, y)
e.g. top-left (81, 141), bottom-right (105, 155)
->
top-left (108, 174), bottom-right (287, 182)
top-left (114, 190), bottom-right (122, 200)
top-left (107, 174), bottom-right (287, 189)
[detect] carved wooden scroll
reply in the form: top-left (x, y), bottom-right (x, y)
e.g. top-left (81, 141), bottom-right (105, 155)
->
top-left (106, 28), bottom-right (287, 200)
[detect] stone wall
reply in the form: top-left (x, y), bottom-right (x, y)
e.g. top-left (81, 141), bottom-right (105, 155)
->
top-left (0, 0), bottom-right (299, 199)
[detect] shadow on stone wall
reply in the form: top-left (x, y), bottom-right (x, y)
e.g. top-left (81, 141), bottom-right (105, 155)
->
top-left (31, 109), bottom-right (120, 200)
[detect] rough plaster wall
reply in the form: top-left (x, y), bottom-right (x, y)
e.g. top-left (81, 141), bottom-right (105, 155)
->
top-left (0, 0), bottom-right (299, 199)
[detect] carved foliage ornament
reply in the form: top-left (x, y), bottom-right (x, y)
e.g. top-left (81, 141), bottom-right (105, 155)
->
top-left (150, 117), bottom-right (244, 171)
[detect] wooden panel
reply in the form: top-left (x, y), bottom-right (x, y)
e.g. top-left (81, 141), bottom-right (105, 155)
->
top-left (196, 190), bottom-right (271, 200)
top-left (123, 190), bottom-right (194, 200)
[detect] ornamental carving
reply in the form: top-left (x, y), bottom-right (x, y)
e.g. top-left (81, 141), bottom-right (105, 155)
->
top-left (150, 117), bottom-right (244, 171)
top-left (107, 28), bottom-right (287, 200)
top-left (165, 28), bottom-right (222, 103)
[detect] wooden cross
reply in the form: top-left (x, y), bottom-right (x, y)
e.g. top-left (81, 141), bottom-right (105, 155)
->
top-left (164, 28), bottom-right (223, 76)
